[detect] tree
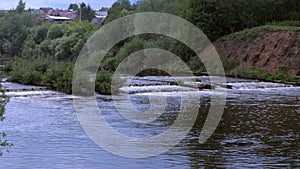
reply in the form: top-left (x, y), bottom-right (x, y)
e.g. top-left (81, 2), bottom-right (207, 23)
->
top-left (32, 23), bottom-right (51, 44)
top-left (0, 11), bottom-right (38, 58)
top-left (0, 83), bottom-right (11, 156)
top-left (79, 3), bottom-right (95, 22)
top-left (68, 3), bottom-right (79, 11)
top-left (100, 7), bottom-right (109, 11)
top-left (47, 24), bottom-right (66, 40)
top-left (188, 0), bottom-right (300, 41)
top-left (136, 0), bottom-right (183, 15)
top-left (117, 0), bottom-right (132, 10)
top-left (16, 0), bottom-right (26, 13)
top-left (104, 2), bottom-right (124, 24)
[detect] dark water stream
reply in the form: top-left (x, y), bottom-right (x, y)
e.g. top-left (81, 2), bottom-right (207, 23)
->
top-left (0, 76), bottom-right (299, 168)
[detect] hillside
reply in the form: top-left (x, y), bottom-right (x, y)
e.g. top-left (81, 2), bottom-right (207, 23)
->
top-left (214, 25), bottom-right (300, 79)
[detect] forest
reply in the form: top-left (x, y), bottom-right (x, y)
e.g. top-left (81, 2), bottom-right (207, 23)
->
top-left (0, 0), bottom-right (299, 94)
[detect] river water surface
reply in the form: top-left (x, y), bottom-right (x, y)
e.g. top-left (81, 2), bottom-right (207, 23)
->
top-left (0, 76), bottom-right (299, 168)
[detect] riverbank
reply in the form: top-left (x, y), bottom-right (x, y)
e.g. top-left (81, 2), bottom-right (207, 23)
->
top-left (214, 22), bottom-right (300, 83)
top-left (2, 61), bottom-right (299, 96)
top-left (0, 60), bottom-right (119, 95)
top-left (194, 72), bottom-right (300, 86)
top-left (2, 23), bottom-right (300, 93)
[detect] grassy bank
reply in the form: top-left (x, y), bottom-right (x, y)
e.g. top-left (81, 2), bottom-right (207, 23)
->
top-left (222, 60), bottom-right (300, 85)
top-left (218, 21), bottom-right (300, 40)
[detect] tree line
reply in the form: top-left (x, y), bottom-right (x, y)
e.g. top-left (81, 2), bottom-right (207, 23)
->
top-left (102, 0), bottom-right (300, 74)
top-left (0, 0), bottom-right (299, 95)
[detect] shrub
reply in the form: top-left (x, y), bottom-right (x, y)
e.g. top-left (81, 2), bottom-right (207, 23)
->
top-left (42, 62), bottom-right (74, 94)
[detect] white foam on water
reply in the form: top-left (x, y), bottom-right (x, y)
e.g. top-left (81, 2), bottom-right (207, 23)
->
top-left (229, 82), bottom-right (294, 90)
top-left (119, 85), bottom-right (197, 94)
top-left (6, 90), bottom-right (61, 97)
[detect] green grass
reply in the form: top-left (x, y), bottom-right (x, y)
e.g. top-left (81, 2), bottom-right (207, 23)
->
top-left (217, 21), bottom-right (300, 40)
top-left (228, 66), bottom-right (300, 84)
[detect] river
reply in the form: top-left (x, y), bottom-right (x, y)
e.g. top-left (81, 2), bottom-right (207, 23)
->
top-left (0, 76), bottom-right (299, 168)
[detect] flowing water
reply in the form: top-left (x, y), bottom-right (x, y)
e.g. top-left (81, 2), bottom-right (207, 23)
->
top-left (0, 76), bottom-right (299, 168)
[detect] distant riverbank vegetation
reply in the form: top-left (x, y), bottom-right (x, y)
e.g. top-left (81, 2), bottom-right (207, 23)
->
top-left (0, 0), bottom-right (299, 94)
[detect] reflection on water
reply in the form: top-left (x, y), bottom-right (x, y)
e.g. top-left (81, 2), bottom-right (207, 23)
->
top-left (0, 77), bottom-right (299, 168)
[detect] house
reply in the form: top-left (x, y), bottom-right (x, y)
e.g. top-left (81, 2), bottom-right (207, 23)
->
top-left (46, 15), bottom-right (73, 23)
top-left (34, 8), bottom-right (77, 23)
top-left (59, 10), bottom-right (77, 20)
top-left (92, 9), bottom-right (108, 25)
top-left (92, 15), bottom-right (107, 25)
top-left (31, 9), bottom-right (45, 14)
top-left (40, 7), bottom-right (53, 14)
top-left (95, 10), bottom-right (108, 17)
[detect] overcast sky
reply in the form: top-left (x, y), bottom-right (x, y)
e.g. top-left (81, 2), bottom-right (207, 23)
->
top-left (0, 0), bottom-right (135, 10)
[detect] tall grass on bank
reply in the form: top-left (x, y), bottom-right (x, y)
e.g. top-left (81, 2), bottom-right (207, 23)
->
top-left (218, 21), bottom-right (300, 40)
top-left (225, 61), bottom-right (300, 84)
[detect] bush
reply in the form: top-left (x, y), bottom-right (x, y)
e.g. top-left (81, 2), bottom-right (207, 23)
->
top-left (95, 71), bottom-right (113, 95)
top-left (7, 59), bottom-right (51, 85)
top-left (21, 71), bottom-right (43, 85)
top-left (47, 24), bottom-right (67, 40)
top-left (42, 62), bottom-right (74, 94)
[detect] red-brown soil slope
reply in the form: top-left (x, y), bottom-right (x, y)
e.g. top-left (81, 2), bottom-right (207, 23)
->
top-left (214, 28), bottom-right (300, 77)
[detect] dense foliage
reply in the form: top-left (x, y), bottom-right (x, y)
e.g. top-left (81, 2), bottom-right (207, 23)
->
top-left (0, 1), bottom-right (117, 94)
top-left (103, 0), bottom-right (300, 74)
top-left (188, 0), bottom-right (300, 41)
top-left (1, 0), bottom-right (299, 95)
top-left (68, 2), bottom-right (96, 22)
top-left (0, 11), bottom-right (37, 60)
